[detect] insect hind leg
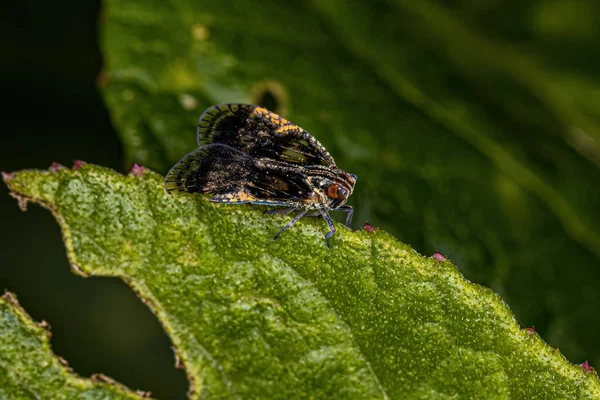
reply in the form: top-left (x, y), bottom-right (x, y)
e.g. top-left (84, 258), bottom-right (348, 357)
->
top-left (273, 209), bottom-right (308, 241)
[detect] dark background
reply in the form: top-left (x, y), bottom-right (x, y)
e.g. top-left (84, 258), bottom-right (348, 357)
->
top-left (1, 0), bottom-right (189, 398)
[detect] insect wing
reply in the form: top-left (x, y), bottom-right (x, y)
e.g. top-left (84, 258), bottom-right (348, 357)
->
top-left (197, 103), bottom-right (336, 167)
top-left (164, 143), bottom-right (313, 205)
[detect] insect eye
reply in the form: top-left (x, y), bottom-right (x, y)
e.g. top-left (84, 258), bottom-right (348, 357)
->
top-left (338, 187), bottom-right (349, 198)
top-left (327, 184), bottom-right (340, 199)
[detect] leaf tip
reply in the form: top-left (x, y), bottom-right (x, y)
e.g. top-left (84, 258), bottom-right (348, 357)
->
top-left (71, 263), bottom-right (90, 278)
top-left (129, 162), bottom-right (146, 176)
top-left (37, 319), bottom-right (51, 331)
top-left (49, 162), bottom-right (65, 172)
top-left (171, 345), bottom-right (198, 397)
top-left (582, 361), bottom-right (595, 373)
top-left (91, 373), bottom-right (116, 385)
top-left (135, 390), bottom-right (153, 398)
top-left (58, 356), bottom-right (73, 372)
top-left (2, 291), bottom-right (18, 306)
top-left (8, 191), bottom-right (30, 211)
top-left (172, 346), bottom-right (185, 370)
top-left (432, 251), bottom-right (447, 262)
top-left (1, 171), bottom-right (14, 183)
top-left (72, 160), bottom-right (87, 170)
top-left (363, 221), bottom-right (377, 232)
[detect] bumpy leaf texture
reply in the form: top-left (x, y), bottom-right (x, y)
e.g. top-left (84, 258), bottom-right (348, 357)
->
top-left (100, 0), bottom-right (600, 368)
top-left (3, 165), bottom-right (600, 398)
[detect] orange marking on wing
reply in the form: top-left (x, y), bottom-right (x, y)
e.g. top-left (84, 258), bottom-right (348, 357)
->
top-left (253, 107), bottom-right (268, 115)
top-left (232, 191), bottom-right (257, 202)
top-left (276, 125), bottom-right (297, 134)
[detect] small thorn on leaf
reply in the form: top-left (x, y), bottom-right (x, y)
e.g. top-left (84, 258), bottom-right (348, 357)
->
top-left (363, 221), bottom-right (376, 232)
top-left (91, 374), bottom-right (116, 385)
top-left (73, 160), bottom-right (87, 170)
top-left (433, 252), bottom-right (447, 262)
top-left (527, 325), bottom-right (535, 333)
top-left (13, 194), bottom-right (29, 211)
top-left (38, 320), bottom-right (51, 330)
top-left (130, 162), bottom-right (145, 176)
top-left (173, 348), bottom-right (184, 369)
top-left (1, 171), bottom-right (14, 182)
top-left (582, 361), bottom-right (594, 373)
top-left (49, 162), bottom-right (64, 172)
top-left (71, 264), bottom-right (90, 277)
top-left (58, 356), bottom-right (73, 372)
top-left (2, 292), bottom-right (17, 304)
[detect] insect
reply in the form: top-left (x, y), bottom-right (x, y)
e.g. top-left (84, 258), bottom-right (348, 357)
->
top-left (164, 103), bottom-right (357, 248)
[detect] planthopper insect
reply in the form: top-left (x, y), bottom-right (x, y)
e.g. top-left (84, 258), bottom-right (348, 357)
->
top-left (164, 103), bottom-right (357, 248)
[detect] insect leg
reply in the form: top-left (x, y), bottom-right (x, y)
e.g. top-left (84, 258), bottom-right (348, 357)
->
top-left (319, 209), bottom-right (336, 249)
top-left (273, 209), bottom-right (308, 241)
top-left (337, 205), bottom-right (354, 228)
top-left (264, 206), bottom-right (298, 216)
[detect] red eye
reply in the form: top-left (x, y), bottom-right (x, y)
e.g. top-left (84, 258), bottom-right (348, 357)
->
top-left (327, 184), bottom-right (340, 199)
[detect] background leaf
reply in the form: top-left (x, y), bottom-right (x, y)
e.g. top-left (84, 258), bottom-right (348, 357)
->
top-left (100, 0), bottom-right (600, 369)
top-left (0, 292), bottom-right (146, 399)
top-left (4, 165), bottom-right (600, 398)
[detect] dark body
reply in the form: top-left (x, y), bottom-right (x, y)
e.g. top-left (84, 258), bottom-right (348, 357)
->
top-left (164, 104), bottom-right (357, 248)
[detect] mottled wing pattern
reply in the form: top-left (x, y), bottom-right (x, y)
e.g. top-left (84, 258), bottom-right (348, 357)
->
top-left (164, 144), bottom-right (314, 205)
top-left (197, 103), bottom-right (336, 167)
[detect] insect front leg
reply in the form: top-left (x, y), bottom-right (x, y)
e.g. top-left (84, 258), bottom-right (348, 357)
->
top-left (337, 205), bottom-right (354, 228)
top-left (273, 209), bottom-right (308, 241)
top-left (319, 209), bottom-right (336, 249)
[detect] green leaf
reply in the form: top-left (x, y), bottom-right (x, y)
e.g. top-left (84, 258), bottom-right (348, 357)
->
top-left (99, 0), bottom-right (600, 367)
top-left (4, 165), bottom-right (600, 398)
top-left (0, 292), bottom-right (146, 399)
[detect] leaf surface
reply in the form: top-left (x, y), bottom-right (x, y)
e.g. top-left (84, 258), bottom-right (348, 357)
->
top-left (4, 165), bottom-right (599, 398)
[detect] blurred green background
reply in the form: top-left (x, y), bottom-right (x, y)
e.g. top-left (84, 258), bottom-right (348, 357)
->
top-left (1, 0), bottom-right (599, 399)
